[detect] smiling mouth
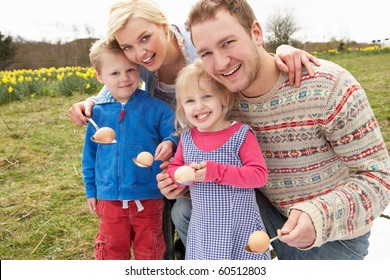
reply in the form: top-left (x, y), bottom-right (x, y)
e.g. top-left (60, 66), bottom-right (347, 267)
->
top-left (120, 83), bottom-right (133, 88)
top-left (196, 112), bottom-right (211, 120)
top-left (222, 64), bottom-right (241, 77)
top-left (142, 53), bottom-right (156, 64)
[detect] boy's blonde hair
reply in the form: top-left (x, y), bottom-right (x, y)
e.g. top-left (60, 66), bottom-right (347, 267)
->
top-left (175, 58), bottom-right (234, 133)
top-left (107, 0), bottom-right (170, 44)
top-left (186, 0), bottom-right (257, 37)
top-left (89, 37), bottom-right (125, 73)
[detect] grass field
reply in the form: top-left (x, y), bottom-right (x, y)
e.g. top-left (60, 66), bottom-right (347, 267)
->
top-left (1, 53), bottom-right (389, 260)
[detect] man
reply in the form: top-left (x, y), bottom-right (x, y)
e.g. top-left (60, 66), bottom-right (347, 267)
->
top-left (157, 0), bottom-right (390, 259)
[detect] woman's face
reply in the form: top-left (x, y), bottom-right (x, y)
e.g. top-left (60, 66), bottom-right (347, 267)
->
top-left (114, 17), bottom-right (169, 72)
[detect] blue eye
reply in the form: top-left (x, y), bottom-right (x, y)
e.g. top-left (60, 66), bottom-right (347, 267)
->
top-left (201, 52), bottom-right (210, 58)
top-left (122, 45), bottom-right (132, 51)
top-left (141, 35), bottom-right (151, 42)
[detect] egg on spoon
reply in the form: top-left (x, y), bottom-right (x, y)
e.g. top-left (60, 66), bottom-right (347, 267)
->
top-left (91, 127), bottom-right (116, 144)
top-left (133, 151), bottom-right (154, 167)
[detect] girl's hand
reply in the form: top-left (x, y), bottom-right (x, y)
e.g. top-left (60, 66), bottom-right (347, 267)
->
top-left (190, 161), bottom-right (207, 182)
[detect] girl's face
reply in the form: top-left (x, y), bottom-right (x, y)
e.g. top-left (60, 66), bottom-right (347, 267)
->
top-left (114, 17), bottom-right (169, 72)
top-left (180, 79), bottom-right (228, 132)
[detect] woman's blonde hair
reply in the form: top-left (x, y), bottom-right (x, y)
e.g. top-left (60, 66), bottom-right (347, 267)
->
top-left (107, 0), bottom-right (170, 43)
top-left (175, 58), bottom-right (234, 134)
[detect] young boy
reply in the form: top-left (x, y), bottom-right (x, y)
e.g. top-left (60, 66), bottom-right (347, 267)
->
top-left (82, 38), bottom-right (177, 260)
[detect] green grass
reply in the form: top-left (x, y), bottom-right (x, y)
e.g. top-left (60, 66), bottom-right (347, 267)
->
top-left (0, 94), bottom-right (96, 260)
top-left (0, 53), bottom-right (389, 260)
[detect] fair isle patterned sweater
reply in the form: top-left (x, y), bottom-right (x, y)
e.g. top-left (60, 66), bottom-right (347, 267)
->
top-left (230, 59), bottom-right (390, 249)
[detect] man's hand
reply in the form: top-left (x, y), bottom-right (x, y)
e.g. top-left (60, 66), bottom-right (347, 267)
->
top-left (278, 209), bottom-right (316, 249)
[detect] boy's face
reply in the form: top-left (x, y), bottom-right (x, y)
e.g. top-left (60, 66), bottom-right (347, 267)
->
top-left (191, 9), bottom-right (263, 94)
top-left (95, 52), bottom-right (139, 103)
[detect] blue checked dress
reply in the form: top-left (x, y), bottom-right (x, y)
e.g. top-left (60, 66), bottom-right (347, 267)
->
top-left (183, 124), bottom-right (270, 260)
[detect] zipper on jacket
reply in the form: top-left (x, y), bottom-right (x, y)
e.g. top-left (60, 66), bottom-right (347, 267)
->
top-left (119, 103), bottom-right (125, 122)
top-left (117, 103), bottom-right (124, 199)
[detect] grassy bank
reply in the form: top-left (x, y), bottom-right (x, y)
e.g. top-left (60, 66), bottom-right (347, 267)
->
top-left (0, 53), bottom-right (389, 260)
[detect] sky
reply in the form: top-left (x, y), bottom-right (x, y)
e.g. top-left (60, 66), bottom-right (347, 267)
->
top-left (1, 0), bottom-right (389, 44)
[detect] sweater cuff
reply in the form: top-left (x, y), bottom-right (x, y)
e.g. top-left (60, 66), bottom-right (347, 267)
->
top-left (289, 202), bottom-right (325, 249)
top-left (204, 161), bottom-right (218, 182)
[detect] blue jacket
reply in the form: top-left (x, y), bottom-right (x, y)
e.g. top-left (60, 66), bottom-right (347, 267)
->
top-left (82, 89), bottom-right (178, 200)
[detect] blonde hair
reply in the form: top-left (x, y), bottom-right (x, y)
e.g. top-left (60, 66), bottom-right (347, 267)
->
top-left (107, 0), bottom-right (170, 43)
top-left (89, 37), bottom-right (125, 73)
top-left (175, 58), bottom-right (234, 133)
top-left (186, 0), bottom-right (257, 36)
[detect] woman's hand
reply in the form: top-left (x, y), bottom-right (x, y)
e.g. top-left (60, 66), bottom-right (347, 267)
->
top-left (156, 171), bottom-right (188, 199)
top-left (275, 45), bottom-right (321, 87)
top-left (68, 101), bottom-right (94, 126)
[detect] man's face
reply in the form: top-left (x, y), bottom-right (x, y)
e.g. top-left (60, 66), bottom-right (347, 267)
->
top-left (191, 9), bottom-right (262, 94)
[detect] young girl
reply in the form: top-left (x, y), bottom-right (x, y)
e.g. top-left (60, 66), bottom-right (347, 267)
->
top-left (166, 59), bottom-right (269, 260)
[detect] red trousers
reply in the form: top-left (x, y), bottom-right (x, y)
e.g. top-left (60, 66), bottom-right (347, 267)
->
top-left (94, 199), bottom-right (165, 260)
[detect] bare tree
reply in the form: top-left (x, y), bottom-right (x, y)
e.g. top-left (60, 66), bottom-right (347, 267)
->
top-left (265, 10), bottom-right (300, 52)
top-left (84, 24), bottom-right (95, 39)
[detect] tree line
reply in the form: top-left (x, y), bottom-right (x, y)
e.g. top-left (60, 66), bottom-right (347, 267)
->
top-left (1, 32), bottom-right (96, 70)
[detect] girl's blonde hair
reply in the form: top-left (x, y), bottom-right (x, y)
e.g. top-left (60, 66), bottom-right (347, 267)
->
top-left (107, 0), bottom-right (170, 43)
top-left (175, 58), bottom-right (234, 133)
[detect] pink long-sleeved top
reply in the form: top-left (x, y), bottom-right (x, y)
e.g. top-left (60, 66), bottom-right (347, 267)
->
top-left (167, 122), bottom-right (268, 188)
